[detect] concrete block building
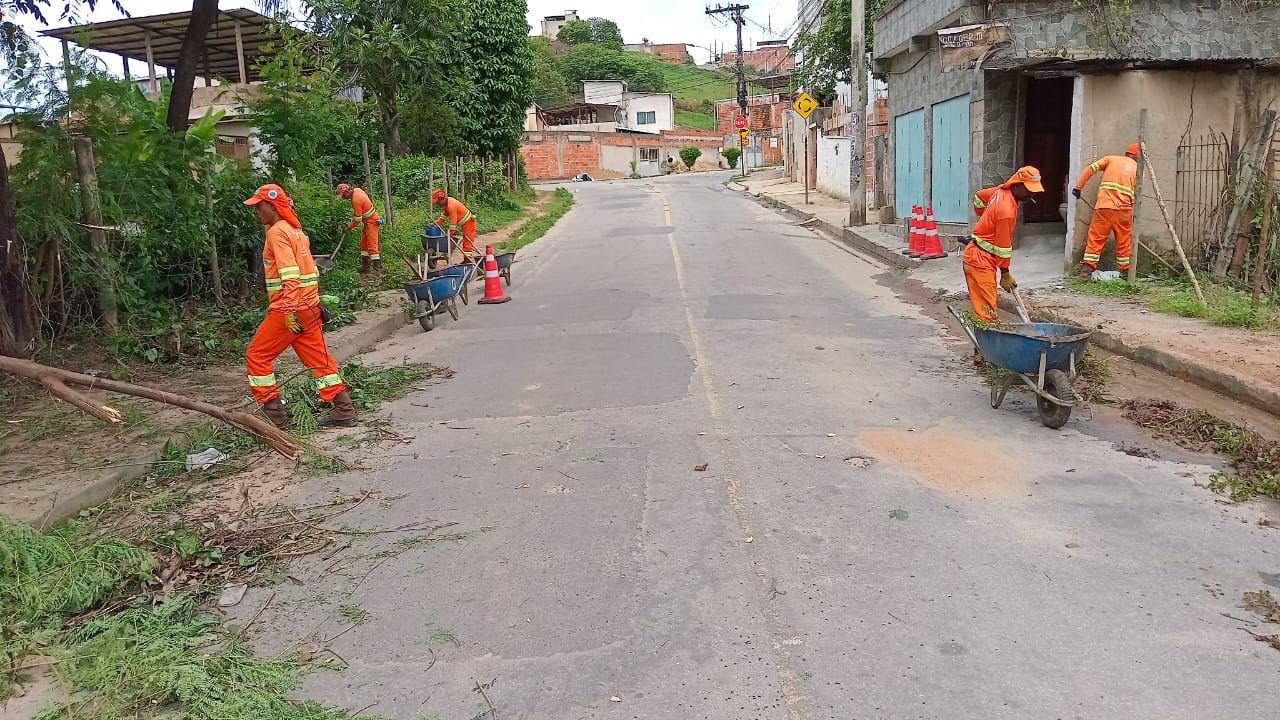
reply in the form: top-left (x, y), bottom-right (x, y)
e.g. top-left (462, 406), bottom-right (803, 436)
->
top-left (873, 0), bottom-right (1280, 269)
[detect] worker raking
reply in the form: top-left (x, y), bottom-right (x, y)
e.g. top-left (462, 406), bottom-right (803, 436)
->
top-left (243, 184), bottom-right (358, 430)
top-left (962, 166), bottom-right (1045, 326)
top-left (1073, 143), bottom-right (1139, 275)
top-left (432, 189), bottom-right (478, 260)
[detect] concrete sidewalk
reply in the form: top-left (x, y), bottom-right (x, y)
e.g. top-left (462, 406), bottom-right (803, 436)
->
top-left (735, 173), bottom-right (1280, 418)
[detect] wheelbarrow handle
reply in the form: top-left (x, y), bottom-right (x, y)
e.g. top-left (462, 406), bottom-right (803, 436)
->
top-left (947, 304), bottom-right (982, 350)
top-left (1010, 287), bottom-right (1033, 324)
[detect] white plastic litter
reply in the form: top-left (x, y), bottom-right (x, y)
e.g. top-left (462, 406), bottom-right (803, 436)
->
top-left (185, 447), bottom-right (229, 472)
top-left (1091, 270), bottom-right (1123, 282)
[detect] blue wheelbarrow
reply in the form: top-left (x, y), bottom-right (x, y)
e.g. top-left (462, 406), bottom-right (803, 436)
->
top-left (494, 251), bottom-right (516, 286)
top-left (427, 263), bottom-right (476, 305)
top-left (948, 305), bottom-right (1093, 429)
top-left (422, 224), bottom-right (453, 269)
top-left (405, 274), bottom-right (465, 332)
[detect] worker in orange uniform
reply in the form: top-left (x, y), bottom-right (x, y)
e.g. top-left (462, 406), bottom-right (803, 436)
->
top-left (432, 189), bottom-right (478, 258)
top-left (337, 183), bottom-right (381, 275)
top-left (964, 166), bottom-right (1045, 323)
top-left (1073, 143), bottom-right (1139, 275)
top-left (972, 185), bottom-right (1000, 218)
top-left (243, 184), bottom-right (358, 430)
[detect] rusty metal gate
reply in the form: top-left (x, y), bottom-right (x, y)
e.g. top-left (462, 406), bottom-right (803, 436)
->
top-left (1174, 132), bottom-right (1230, 264)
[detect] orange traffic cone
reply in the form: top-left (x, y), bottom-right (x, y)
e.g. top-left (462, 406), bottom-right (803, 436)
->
top-left (478, 245), bottom-right (511, 305)
top-left (903, 205), bottom-right (921, 256)
top-left (921, 207), bottom-right (947, 259)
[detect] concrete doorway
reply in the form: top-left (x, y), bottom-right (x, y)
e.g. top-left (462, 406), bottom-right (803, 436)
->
top-left (1022, 77), bottom-right (1073, 224)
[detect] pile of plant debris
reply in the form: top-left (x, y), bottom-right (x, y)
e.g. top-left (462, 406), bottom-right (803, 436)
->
top-left (1123, 399), bottom-right (1280, 501)
top-left (1241, 590), bottom-right (1280, 652)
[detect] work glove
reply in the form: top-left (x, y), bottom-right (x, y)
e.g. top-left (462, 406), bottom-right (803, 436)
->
top-left (1000, 272), bottom-right (1018, 292)
top-left (1071, 188), bottom-right (1082, 199)
top-left (284, 311), bottom-right (304, 335)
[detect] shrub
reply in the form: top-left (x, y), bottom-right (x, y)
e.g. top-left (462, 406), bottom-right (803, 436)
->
top-left (721, 147), bottom-right (741, 169)
top-left (679, 146), bottom-right (702, 170)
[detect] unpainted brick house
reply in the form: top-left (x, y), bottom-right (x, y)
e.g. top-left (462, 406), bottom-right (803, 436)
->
top-left (874, 0), bottom-right (1280, 270)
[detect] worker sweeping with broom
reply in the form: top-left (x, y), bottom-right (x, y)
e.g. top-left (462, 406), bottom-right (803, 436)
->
top-left (963, 166), bottom-right (1045, 324)
top-left (243, 184), bottom-right (358, 430)
top-left (1073, 143), bottom-right (1139, 276)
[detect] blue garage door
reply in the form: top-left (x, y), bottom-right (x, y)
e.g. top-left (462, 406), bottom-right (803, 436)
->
top-left (894, 109), bottom-right (925, 220)
top-left (931, 94), bottom-right (971, 223)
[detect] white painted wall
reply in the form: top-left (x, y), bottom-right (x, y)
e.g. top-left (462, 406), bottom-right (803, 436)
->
top-left (621, 93), bottom-right (675, 133)
top-left (584, 80), bottom-right (627, 105)
top-left (817, 134), bottom-right (851, 200)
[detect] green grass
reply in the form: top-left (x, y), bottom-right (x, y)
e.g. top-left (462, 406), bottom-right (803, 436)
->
top-left (1068, 275), bottom-right (1280, 330)
top-left (339, 603), bottom-right (370, 624)
top-left (649, 58), bottom-right (737, 109)
top-left (498, 189), bottom-right (575, 254)
top-left (675, 108), bottom-right (716, 131)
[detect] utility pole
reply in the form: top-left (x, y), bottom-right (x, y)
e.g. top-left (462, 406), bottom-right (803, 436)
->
top-left (849, 0), bottom-right (867, 226)
top-left (707, 3), bottom-right (750, 173)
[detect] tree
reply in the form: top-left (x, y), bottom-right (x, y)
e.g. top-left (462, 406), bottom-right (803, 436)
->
top-left (529, 36), bottom-right (570, 108)
top-left (679, 146), bottom-right (702, 170)
top-left (462, 0), bottom-right (534, 156)
top-left (721, 147), bottom-right (741, 170)
top-left (0, 0), bottom-right (122, 356)
top-left (301, 0), bottom-right (467, 155)
top-left (793, 0), bottom-right (887, 101)
top-left (556, 17), bottom-right (623, 50)
top-left (561, 45), bottom-right (665, 93)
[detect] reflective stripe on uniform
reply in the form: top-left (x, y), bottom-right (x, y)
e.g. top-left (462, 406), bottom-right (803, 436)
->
top-left (973, 195), bottom-right (985, 209)
top-left (358, 206), bottom-right (376, 220)
top-left (1100, 181), bottom-right (1134, 197)
top-left (1090, 161), bottom-right (1102, 172)
top-left (248, 373), bottom-right (277, 387)
top-left (361, 251), bottom-right (370, 257)
top-left (369, 253), bottom-right (381, 260)
top-left (1083, 252), bottom-right (1102, 262)
top-left (299, 272), bottom-right (319, 288)
top-left (314, 373), bottom-right (344, 390)
top-left (1116, 256), bottom-right (1131, 264)
top-left (459, 210), bottom-right (474, 225)
top-left (278, 266), bottom-right (301, 280)
top-left (972, 235), bottom-right (1013, 259)
top-left (265, 278), bottom-right (283, 292)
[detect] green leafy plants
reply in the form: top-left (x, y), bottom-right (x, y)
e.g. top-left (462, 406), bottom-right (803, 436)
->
top-left (679, 146), bottom-right (703, 170)
top-left (721, 147), bottom-right (741, 170)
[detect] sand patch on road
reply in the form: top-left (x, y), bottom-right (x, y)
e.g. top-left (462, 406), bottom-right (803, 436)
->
top-left (856, 421), bottom-right (1031, 499)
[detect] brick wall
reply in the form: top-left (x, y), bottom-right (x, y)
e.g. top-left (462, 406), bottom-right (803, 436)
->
top-left (722, 46), bottom-right (795, 73)
top-left (714, 95), bottom-right (788, 134)
top-left (522, 131), bottom-right (726, 179)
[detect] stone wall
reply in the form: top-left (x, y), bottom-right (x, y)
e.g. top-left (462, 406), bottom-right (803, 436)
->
top-left (992, 0), bottom-right (1280, 61)
top-left (873, 0), bottom-right (975, 57)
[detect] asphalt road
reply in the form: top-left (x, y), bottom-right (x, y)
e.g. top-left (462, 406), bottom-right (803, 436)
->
top-left (247, 172), bottom-right (1280, 720)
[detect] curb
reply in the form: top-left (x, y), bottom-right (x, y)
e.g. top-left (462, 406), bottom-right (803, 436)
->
top-left (23, 299), bottom-right (410, 529)
top-left (741, 187), bottom-right (921, 270)
top-left (1019, 298), bottom-right (1280, 418)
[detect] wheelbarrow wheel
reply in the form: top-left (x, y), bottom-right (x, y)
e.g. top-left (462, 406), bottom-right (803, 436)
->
top-left (1037, 369), bottom-right (1075, 429)
top-left (416, 300), bottom-right (435, 332)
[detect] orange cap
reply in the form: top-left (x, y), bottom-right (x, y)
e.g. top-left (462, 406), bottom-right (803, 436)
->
top-left (244, 183), bottom-right (288, 206)
top-left (1008, 166), bottom-right (1045, 193)
top-left (431, 188), bottom-right (447, 205)
top-left (1126, 143), bottom-right (1140, 156)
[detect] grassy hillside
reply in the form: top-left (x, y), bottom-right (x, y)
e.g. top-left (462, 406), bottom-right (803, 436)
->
top-left (624, 53), bottom-right (735, 131)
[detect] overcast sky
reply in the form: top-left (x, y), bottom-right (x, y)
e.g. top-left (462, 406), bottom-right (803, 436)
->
top-left (13, 0), bottom-right (800, 72)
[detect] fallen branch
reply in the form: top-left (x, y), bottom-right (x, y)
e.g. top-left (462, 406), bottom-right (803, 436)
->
top-left (0, 355), bottom-right (302, 460)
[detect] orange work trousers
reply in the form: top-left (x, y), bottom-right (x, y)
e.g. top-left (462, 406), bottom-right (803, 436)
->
top-left (460, 219), bottom-right (478, 254)
top-left (1082, 208), bottom-right (1132, 270)
top-left (962, 242), bottom-right (1001, 323)
top-left (245, 305), bottom-right (346, 404)
top-left (359, 222), bottom-right (380, 260)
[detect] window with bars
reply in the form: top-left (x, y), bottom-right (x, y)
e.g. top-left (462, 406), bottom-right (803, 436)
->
top-left (640, 147), bottom-right (660, 162)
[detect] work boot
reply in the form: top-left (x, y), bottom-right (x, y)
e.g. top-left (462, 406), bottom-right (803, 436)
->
top-left (1075, 263), bottom-right (1095, 280)
top-left (371, 258), bottom-right (383, 276)
top-left (359, 256), bottom-right (371, 275)
top-left (261, 398), bottom-right (295, 430)
top-left (318, 390), bottom-right (359, 429)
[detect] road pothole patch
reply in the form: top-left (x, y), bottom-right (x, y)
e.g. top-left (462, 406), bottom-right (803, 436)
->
top-left (845, 456), bottom-right (875, 468)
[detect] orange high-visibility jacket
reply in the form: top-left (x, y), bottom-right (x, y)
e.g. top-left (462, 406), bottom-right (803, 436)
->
top-left (1075, 155), bottom-right (1138, 211)
top-left (972, 186), bottom-right (1000, 217)
top-left (347, 188), bottom-right (379, 230)
top-left (969, 188), bottom-right (1018, 269)
top-left (263, 221), bottom-right (320, 312)
top-left (436, 197), bottom-right (475, 231)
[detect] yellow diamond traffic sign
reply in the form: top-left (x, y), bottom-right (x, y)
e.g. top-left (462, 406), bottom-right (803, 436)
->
top-left (792, 91), bottom-right (818, 120)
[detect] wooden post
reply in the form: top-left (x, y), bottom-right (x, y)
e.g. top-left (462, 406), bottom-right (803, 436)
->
top-left (379, 143), bottom-right (394, 229)
top-left (204, 176), bottom-right (224, 305)
top-left (1252, 147), bottom-right (1276, 308)
top-left (61, 40), bottom-right (75, 116)
top-left (1141, 141), bottom-right (1207, 305)
top-left (443, 156), bottom-right (451, 199)
top-left (362, 140), bottom-right (372, 193)
top-left (234, 19), bottom-right (248, 85)
top-left (1130, 109), bottom-right (1148, 282)
top-left (72, 137), bottom-right (118, 330)
top-left (202, 48), bottom-right (212, 87)
top-left (144, 29), bottom-right (158, 94)
top-left (428, 157), bottom-right (435, 197)
top-left (121, 55), bottom-right (131, 81)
